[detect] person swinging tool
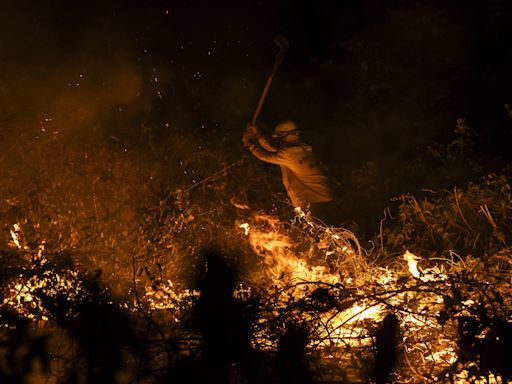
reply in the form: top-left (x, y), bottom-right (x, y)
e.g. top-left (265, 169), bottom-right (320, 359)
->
top-left (242, 35), bottom-right (334, 222)
top-left (243, 121), bottom-right (333, 217)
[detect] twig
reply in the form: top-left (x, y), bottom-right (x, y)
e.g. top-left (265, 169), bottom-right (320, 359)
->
top-left (91, 176), bottom-right (100, 224)
top-left (130, 252), bottom-right (172, 368)
top-left (479, 204), bottom-right (497, 231)
top-left (453, 186), bottom-right (474, 233)
top-left (379, 207), bottom-right (393, 257)
top-left (184, 158), bottom-right (244, 193)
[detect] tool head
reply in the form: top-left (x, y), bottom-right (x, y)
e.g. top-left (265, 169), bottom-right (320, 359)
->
top-left (271, 35), bottom-right (289, 75)
top-left (250, 35), bottom-right (290, 125)
top-left (274, 34), bottom-right (290, 54)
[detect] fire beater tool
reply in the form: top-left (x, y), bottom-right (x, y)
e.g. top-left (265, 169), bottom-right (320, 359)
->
top-left (250, 34), bottom-right (290, 126)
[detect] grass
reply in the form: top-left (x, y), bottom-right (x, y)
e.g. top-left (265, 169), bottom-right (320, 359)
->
top-left (0, 121), bottom-right (511, 383)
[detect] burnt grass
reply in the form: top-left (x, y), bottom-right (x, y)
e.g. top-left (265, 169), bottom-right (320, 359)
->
top-left (0, 121), bottom-right (511, 383)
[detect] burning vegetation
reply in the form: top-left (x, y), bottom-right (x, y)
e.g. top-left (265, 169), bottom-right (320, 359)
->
top-left (0, 119), bottom-right (511, 384)
top-left (2, 1), bottom-right (512, 382)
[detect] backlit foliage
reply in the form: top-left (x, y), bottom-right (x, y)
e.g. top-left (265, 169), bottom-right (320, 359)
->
top-left (0, 124), bottom-right (511, 383)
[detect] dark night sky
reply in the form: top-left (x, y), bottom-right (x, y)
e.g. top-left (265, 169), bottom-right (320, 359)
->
top-left (1, 0), bottom-right (511, 179)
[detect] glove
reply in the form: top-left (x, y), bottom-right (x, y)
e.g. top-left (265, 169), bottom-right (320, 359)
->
top-left (243, 123), bottom-right (259, 146)
top-left (242, 126), bottom-right (254, 147)
top-left (246, 124), bottom-right (262, 138)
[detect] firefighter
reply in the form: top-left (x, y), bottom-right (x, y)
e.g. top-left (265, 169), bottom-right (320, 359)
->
top-left (243, 121), bottom-right (333, 217)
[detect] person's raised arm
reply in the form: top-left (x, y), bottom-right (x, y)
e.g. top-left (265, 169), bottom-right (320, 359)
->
top-left (243, 124), bottom-right (286, 165)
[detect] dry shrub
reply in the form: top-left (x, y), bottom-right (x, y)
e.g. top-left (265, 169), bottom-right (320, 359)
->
top-left (1, 119), bottom-right (511, 383)
top-left (380, 173), bottom-right (512, 261)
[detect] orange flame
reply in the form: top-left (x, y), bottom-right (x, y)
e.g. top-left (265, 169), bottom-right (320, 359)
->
top-left (241, 214), bottom-right (340, 287)
top-left (239, 213), bottom-right (384, 348)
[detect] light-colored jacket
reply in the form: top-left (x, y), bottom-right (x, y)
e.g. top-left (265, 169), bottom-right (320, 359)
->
top-left (247, 134), bottom-right (332, 209)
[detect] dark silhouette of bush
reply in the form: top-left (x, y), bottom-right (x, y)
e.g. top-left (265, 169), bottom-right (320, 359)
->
top-left (273, 323), bottom-right (314, 384)
top-left (457, 315), bottom-right (512, 382)
top-left (372, 313), bottom-right (399, 384)
top-left (41, 276), bottom-right (148, 384)
top-left (164, 249), bottom-right (265, 383)
top-left (0, 310), bottom-right (50, 384)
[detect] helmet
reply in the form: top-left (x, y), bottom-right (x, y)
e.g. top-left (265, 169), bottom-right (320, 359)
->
top-left (272, 121), bottom-right (299, 138)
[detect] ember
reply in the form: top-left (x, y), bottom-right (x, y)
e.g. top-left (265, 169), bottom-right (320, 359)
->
top-left (1, 137), bottom-right (511, 382)
top-left (1, 2), bottom-right (512, 383)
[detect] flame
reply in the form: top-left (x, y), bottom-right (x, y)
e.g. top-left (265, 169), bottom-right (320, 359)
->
top-left (403, 250), bottom-right (421, 278)
top-left (239, 222), bottom-right (250, 236)
top-left (10, 223), bottom-right (25, 249)
top-left (5, 212), bottom-right (500, 383)
top-left (243, 214), bottom-right (340, 286)
top-left (239, 213), bottom-right (384, 349)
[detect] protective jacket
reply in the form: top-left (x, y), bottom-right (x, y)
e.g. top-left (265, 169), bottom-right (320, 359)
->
top-left (246, 133), bottom-right (332, 209)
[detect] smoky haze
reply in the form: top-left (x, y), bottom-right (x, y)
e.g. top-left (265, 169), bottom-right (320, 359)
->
top-left (0, 1), bottom-right (511, 188)
top-left (0, 2), bottom-right (161, 143)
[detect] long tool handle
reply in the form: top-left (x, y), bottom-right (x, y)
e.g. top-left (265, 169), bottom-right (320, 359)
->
top-left (251, 75), bottom-right (273, 126)
top-left (250, 35), bottom-right (289, 126)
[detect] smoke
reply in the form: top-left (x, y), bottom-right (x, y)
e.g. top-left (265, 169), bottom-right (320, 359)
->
top-left (0, 1), bottom-right (162, 145)
top-left (1, 1), bottom-right (510, 226)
